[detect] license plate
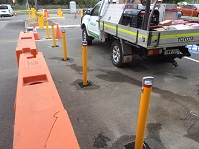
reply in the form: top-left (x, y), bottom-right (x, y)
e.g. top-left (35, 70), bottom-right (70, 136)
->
top-left (164, 49), bottom-right (182, 55)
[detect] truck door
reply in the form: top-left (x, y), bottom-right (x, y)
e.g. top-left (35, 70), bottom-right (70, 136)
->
top-left (87, 4), bottom-right (101, 39)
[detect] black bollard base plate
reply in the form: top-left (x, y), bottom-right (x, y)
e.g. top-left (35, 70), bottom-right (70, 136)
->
top-left (78, 81), bottom-right (92, 88)
top-left (61, 58), bottom-right (70, 61)
top-left (52, 45), bottom-right (59, 47)
top-left (124, 141), bottom-right (151, 149)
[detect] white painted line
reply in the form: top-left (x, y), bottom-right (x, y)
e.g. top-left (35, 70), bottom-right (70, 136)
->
top-left (30, 25), bottom-right (80, 29)
top-left (184, 56), bottom-right (199, 63)
top-left (36, 38), bottom-right (58, 42)
top-left (48, 17), bottom-right (65, 19)
top-left (60, 25), bottom-right (80, 28)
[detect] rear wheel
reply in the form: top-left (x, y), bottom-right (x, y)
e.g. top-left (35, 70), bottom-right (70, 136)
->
top-left (110, 40), bottom-right (123, 68)
top-left (82, 27), bottom-right (92, 45)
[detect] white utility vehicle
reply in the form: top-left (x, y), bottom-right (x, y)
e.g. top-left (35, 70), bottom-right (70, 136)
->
top-left (0, 4), bottom-right (13, 17)
top-left (81, 0), bottom-right (199, 67)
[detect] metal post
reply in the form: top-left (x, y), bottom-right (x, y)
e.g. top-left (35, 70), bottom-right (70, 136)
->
top-left (62, 31), bottom-right (67, 60)
top-left (142, 0), bottom-right (151, 30)
top-left (147, 0), bottom-right (158, 31)
top-left (51, 25), bottom-right (58, 47)
top-left (28, 8), bottom-right (31, 18)
top-left (82, 41), bottom-right (88, 86)
top-left (135, 76), bottom-right (154, 149)
top-left (34, 0), bottom-right (38, 11)
top-left (45, 20), bottom-right (50, 39)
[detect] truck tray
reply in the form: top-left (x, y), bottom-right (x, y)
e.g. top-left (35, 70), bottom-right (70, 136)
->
top-left (100, 20), bottom-right (199, 49)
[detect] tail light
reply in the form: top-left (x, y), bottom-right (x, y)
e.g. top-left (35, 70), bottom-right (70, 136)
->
top-left (148, 49), bottom-right (162, 56)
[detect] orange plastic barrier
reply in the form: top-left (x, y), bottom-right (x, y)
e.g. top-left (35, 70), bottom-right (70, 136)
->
top-left (16, 31), bottom-right (38, 66)
top-left (14, 32), bottom-right (80, 149)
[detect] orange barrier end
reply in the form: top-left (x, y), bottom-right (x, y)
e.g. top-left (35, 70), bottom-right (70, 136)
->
top-left (55, 24), bottom-right (62, 39)
top-left (33, 26), bottom-right (40, 40)
top-left (16, 31), bottom-right (38, 66)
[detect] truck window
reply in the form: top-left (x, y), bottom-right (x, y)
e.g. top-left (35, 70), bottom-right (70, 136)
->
top-left (91, 5), bottom-right (100, 16)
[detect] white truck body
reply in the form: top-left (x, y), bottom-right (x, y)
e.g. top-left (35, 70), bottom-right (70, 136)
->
top-left (81, 0), bottom-right (197, 67)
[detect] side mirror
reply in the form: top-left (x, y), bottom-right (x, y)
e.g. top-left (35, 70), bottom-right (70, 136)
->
top-left (140, 0), bottom-right (146, 6)
top-left (85, 9), bottom-right (91, 15)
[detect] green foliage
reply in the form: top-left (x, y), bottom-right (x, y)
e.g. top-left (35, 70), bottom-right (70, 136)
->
top-left (15, 0), bottom-right (99, 7)
top-left (16, 0), bottom-right (192, 7)
top-left (163, 0), bottom-right (183, 4)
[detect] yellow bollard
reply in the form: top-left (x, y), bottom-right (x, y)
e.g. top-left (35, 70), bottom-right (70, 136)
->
top-left (135, 77), bottom-right (154, 149)
top-left (45, 20), bottom-right (50, 39)
top-left (80, 9), bottom-right (83, 17)
top-left (51, 25), bottom-right (59, 47)
top-left (62, 31), bottom-right (67, 60)
top-left (28, 8), bottom-right (31, 18)
top-left (37, 12), bottom-right (44, 28)
top-left (82, 41), bottom-right (88, 86)
top-left (58, 8), bottom-right (63, 18)
top-left (31, 8), bottom-right (36, 19)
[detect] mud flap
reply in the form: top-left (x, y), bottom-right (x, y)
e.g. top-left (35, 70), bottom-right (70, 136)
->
top-left (120, 38), bottom-right (133, 63)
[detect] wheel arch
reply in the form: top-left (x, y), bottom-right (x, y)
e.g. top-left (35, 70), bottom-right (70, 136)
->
top-left (81, 23), bottom-right (86, 29)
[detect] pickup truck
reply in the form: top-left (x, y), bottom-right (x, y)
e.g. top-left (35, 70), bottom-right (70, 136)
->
top-left (81, 0), bottom-right (198, 67)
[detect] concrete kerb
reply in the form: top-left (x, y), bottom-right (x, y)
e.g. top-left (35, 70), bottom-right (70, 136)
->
top-left (25, 14), bottom-right (81, 31)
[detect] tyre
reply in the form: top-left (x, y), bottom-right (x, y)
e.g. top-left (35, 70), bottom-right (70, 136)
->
top-left (197, 13), bottom-right (199, 17)
top-left (82, 27), bottom-right (92, 45)
top-left (110, 40), bottom-right (123, 68)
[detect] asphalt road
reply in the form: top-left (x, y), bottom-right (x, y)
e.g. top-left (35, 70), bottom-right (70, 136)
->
top-left (0, 14), bottom-right (199, 149)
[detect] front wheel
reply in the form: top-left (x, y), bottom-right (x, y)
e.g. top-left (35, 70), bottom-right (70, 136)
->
top-left (110, 40), bottom-right (123, 68)
top-left (82, 27), bottom-right (92, 45)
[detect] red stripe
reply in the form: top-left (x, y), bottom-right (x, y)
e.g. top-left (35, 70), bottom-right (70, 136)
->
top-left (143, 84), bottom-right (152, 88)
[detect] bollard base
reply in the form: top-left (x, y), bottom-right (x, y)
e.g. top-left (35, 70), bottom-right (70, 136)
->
top-left (78, 81), bottom-right (92, 88)
top-left (61, 58), bottom-right (70, 61)
top-left (46, 38), bottom-right (51, 39)
top-left (52, 45), bottom-right (59, 48)
top-left (124, 141), bottom-right (151, 149)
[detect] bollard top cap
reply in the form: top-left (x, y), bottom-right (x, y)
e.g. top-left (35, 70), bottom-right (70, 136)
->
top-left (82, 40), bottom-right (87, 45)
top-left (142, 76), bottom-right (154, 87)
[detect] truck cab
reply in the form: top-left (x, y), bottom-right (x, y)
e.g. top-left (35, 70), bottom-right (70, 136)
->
top-left (81, 2), bottom-right (102, 45)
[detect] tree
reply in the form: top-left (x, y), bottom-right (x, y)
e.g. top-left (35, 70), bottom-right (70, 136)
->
top-left (161, 0), bottom-right (181, 3)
